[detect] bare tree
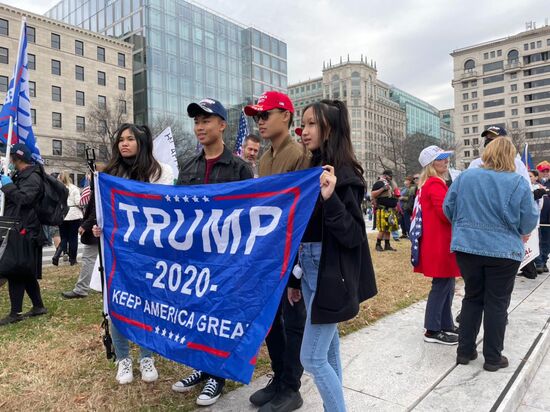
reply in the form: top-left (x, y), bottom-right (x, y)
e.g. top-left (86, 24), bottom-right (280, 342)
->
top-left (374, 125), bottom-right (407, 183)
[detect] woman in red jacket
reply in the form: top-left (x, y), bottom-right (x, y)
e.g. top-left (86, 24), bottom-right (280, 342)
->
top-left (414, 146), bottom-right (461, 345)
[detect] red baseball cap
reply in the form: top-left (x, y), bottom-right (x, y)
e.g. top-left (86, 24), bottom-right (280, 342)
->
top-left (244, 91), bottom-right (294, 116)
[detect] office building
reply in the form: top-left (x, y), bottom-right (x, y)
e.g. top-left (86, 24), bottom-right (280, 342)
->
top-left (0, 4), bottom-right (133, 179)
top-left (451, 24), bottom-right (550, 167)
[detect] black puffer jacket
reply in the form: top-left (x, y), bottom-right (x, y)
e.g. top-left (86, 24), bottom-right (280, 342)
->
top-left (1, 164), bottom-right (44, 242)
top-left (309, 165), bottom-right (378, 324)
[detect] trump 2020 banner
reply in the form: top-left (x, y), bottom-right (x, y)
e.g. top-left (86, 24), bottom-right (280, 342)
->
top-left (95, 168), bottom-right (322, 383)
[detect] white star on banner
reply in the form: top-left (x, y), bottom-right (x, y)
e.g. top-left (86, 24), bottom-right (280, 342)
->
top-left (174, 195), bottom-right (180, 202)
top-left (180, 336), bottom-right (186, 344)
top-left (183, 195), bottom-right (189, 202)
top-left (165, 195), bottom-right (171, 202)
top-left (192, 196), bottom-right (199, 202)
top-left (155, 326), bottom-right (160, 334)
top-left (168, 331), bottom-right (174, 340)
top-left (175, 334), bottom-right (180, 341)
top-left (162, 329), bottom-right (167, 336)
top-left (202, 196), bottom-right (210, 202)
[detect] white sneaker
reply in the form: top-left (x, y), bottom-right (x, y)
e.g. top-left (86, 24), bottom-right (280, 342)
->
top-left (139, 357), bottom-right (158, 383)
top-left (116, 358), bottom-right (133, 385)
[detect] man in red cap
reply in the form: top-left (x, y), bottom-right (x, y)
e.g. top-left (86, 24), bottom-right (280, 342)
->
top-left (536, 161), bottom-right (550, 189)
top-left (244, 91), bottom-right (308, 412)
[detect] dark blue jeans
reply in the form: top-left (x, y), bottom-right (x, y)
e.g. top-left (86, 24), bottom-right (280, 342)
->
top-left (424, 277), bottom-right (456, 332)
top-left (535, 226), bottom-right (550, 269)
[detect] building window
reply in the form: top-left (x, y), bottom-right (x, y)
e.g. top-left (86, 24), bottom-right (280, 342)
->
top-left (463, 104), bottom-right (469, 111)
top-left (52, 139), bottom-right (62, 156)
top-left (31, 108), bottom-right (36, 125)
top-left (119, 99), bottom-right (127, 114)
top-left (0, 75), bottom-right (8, 92)
top-left (472, 91), bottom-right (478, 98)
top-left (471, 80), bottom-right (477, 87)
top-left (484, 111), bottom-right (505, 120)
top-left (473, 149), bottom-right (479, 157)
top-left (76, 142), bottom-right (86, 157)
top-left (76, 90), bottom-right (85, 106)
top-left (483, 61), bottom-right (504, 73)
top-left (490, 51), bottom-right (495, 58)
top-left (28, 53), bottom-right (35, 70)
top-left (0, 18), bottom-right (8, 36)
top-left (97, 71), bottom-right (106, 86)
top-left (537, 40), bottom-right (542, 48)
top-left (464, 150), bottom-right (471, 157)
top-left (512, 121), bottom-right (519, 128)
top-left (97, 46), bottom-right (105, 62)
top-left (464, 139), bottom-right (470, 146)
top-left (52, 112), bottom-right (62, 128)
top-left (511, 84), bottom-right (517, 91)
top-left (51, 33), bottom-right (60, 49)
top-left (464, 59), bottom-right (475, 70)
top-left (510, 72), bottom-right (517, 79)
top-left (508, 49), bottom-right (519, 63)
top-left (98, 95), bottom-right (106, 109)
top-left (464, 127), bottom-right (470, 134)
top-left (118, 76), bottom-right (126, 91)
top-left (473, 138), bottom-right (479, 145)
top-left (118, 53), bottom-right (125, 67)
top-left (512, 108), bottom-right (518, 115)
top-left (472, 115), bottom-right (478, 121)
top-left (26, 26), bottom-right (35, 43)
top-left (531, 42), bottom-right (535, 49)
top-left (29, 81), bottom-right (36, 97)
top-left (0, 47), bottom-right (8, 64)
top-left (462, 92), bottom-right (468, 100)
top-left (472, 103), bottom-right (478, 109)
top-left (497, 50), bottom-right (502, 57)
top-left (511, 96), bottom-right (518, 104)
top-left (76, 116), bottom-right (86, 132)
top-left (75, 65), bottom-right (84, 81)
top-left (51, 86), bottom-right (61, 102)
top-left (75, 40), bottom-right (84, 56)
top-left (483, 52), bottom-right (489, 60)
top-left (51, 59), bottom-right (61, 75)
top-left (463, 116), bottom-right (469, 123)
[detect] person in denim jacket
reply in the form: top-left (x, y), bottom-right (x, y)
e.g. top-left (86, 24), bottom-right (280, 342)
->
top-left (443, 138), bottom-right (539, 372)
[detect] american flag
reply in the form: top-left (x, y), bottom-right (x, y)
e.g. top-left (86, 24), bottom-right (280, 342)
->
top-left (234, 110), bottom-right (249, 157)
top-left (80, 185), bottom-right (91, 208)
top-left (409, 189), bottom-right (423, 267)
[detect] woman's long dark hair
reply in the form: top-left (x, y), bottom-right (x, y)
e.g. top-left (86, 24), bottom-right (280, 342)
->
top-left (303, 99), bottom-right (365, 184)
top-left (104, 123), bottom-right (162, 182)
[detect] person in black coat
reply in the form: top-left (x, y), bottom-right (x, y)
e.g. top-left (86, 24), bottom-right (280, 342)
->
top-left (0, 143), bottom-right (47, 326)
top-left (289, 100), bottom-right (377, 412)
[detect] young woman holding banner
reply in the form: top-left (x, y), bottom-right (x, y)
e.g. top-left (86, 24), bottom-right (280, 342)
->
top-left (92, 123), bottom-right (173, 385)
top-left (290, 100), bottom-right (377, 412)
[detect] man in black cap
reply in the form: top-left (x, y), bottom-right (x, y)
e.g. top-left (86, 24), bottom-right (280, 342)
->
top-left (172, 98), bottom-right (252, 406)
top-left (0, 143), bottom-right (47, 326)
top-left (371, 170), bottom-right (399, 251)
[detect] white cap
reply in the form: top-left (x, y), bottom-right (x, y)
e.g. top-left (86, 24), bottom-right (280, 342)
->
top-left (418, 145), bottom-right (453, 168)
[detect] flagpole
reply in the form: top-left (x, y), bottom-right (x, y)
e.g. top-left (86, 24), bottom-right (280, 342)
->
top-left (0, 18), bottom-right (26, 216)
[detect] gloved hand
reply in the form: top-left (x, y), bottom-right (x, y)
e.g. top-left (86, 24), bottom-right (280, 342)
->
top-left (0, 175), bottom-right (13, 186)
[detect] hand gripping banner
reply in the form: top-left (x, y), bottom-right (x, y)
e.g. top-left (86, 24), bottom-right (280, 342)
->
top-left (95, 168), bottom-right (322, 383)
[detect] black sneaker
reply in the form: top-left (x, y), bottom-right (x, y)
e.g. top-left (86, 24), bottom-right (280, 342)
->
top-left (423, 331), bottom-right (458, 345)
top-left (544, 266), bottom-right (549, 273)
top-left (23, 307), bottom-right (48, 318)
top-left (0, 313), bottom-right (24, 326)
top-left (483, 355), bottom-right (509, 372)
top-left (250, 375), bottom-right (280, 407)
top-left (196, 377), bottom-right (224, 406)
top-left (443, 326), bottom-right (459, 336)
top-left (62, 291), bottom-right (87, 299)
top-left (456, 350), bottom-right (478, 365)
top-left (172, 369), bottom-right (206, 392)
top-left (375, 244), bottom-right (384, 252)
top-left (259, 386), bottom-right (303, 412)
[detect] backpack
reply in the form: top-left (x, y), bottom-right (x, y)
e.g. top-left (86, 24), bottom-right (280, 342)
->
top-left (35, 165), bottom-right (69, 226)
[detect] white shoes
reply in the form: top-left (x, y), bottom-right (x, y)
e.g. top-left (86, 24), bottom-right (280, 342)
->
top-left (116, 358), bottom-right (134, 385)
top-left (115, 357), bottom-right (158, 384)
top-left (139, 357), bottom-right (158, 383)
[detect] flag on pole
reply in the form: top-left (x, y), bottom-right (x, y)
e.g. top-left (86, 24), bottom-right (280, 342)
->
top-left (233, 110), bottom-right (249, 157)
top-left (521, 144), bottom-right (534, 171)
top-left (0, 19), bottom-right (42, 164)
top-left (409, 189), bottom-right (423, 267)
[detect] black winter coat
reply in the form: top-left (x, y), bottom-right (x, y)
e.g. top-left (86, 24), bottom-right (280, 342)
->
top-left (309, 166), bottom-right (377, 324)
top-left (2, 164), bottom-right (44, 241)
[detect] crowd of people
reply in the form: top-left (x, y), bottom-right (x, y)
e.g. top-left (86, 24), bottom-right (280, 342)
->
top-left (0, 88), bottom-right (547, 411)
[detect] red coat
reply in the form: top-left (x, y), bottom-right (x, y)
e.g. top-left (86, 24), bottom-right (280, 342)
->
top-left (413, 177), bottom-right (461, 278)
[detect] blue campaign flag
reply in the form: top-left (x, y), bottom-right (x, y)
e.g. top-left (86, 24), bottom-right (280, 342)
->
top-left (95, 167), bottom-right (322, 383)
top-left (0, 20), bottom-right (42, 163)
top-left (233, 110), bottom-right (249, 157)
top-left (409, 190), bottom-right (422, 267)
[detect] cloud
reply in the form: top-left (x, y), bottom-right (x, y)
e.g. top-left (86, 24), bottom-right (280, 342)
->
top-left (3, 0), bottom-right (549, 109)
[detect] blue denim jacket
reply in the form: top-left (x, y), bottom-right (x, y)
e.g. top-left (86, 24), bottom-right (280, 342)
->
top-left (443, 168), bottom-right (539, 261)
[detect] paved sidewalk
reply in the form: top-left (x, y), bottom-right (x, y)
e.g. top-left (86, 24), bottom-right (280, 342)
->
top-left (208, 272), bottom-right (550, 412)
top-left (518, 345), bottom-right (550, 411)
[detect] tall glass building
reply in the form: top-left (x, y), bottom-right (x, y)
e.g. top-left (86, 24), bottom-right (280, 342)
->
top-left (389, 87), bottom-right (441, 139)
top-left (44, 0), bottom-right (287, 137)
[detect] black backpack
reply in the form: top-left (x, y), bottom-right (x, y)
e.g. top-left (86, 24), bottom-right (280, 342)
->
top-left (35, 165), bottom-right (69, 226)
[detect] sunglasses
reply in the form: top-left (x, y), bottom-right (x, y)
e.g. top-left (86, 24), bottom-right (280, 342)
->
top-left (253, 109), bottom-right (285, 123)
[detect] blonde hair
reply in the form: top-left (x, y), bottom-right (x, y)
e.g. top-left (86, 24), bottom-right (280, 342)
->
top-left (419, 163), bottom-right (448, 187)
top-left (481, 138), bottom-right (516, 172)
top-left (58, 171), bottom-right (73, 186)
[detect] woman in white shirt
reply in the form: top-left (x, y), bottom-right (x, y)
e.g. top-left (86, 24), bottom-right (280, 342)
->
top-left (52, 171), bottom-right (83, 266)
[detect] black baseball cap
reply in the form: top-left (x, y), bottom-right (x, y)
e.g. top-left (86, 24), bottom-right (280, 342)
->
top-left (10, 143), bottom-right (33, 163)
top-left (481, 126), bottom-right (507, 138)
top-left (187, 98), bottom-right (227, 121)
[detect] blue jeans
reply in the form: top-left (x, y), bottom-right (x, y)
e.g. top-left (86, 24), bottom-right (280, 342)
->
top-left (424, 277), bottom-right (455, 332)
top-left (535, 226), bottom-right (550, 268)
top-left (111, 322), bottom-right (152, 360)
top-left (298, 242), bottom-right (346, 412)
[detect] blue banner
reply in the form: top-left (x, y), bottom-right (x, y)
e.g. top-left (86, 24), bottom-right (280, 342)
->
top-left (96, 168), bottom-right (322, 383)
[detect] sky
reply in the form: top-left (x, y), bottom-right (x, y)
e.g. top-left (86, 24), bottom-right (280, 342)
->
top-left (3, 0), bottom-right (549, 109)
